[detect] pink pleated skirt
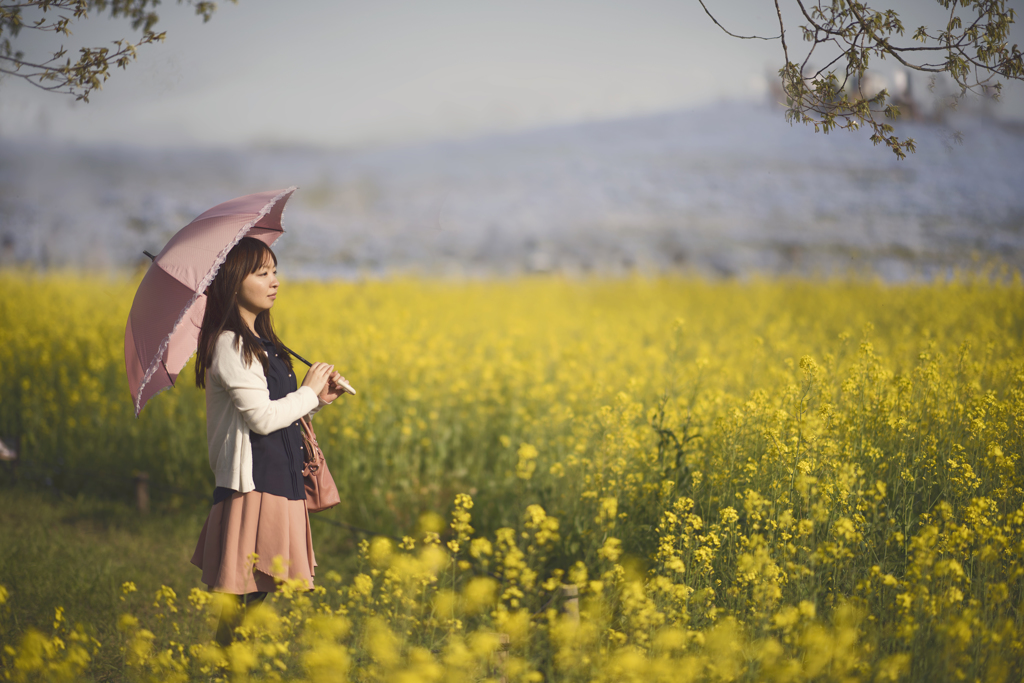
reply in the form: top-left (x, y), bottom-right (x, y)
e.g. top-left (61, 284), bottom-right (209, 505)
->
top-left (191, 490), bottom-right (316, 594)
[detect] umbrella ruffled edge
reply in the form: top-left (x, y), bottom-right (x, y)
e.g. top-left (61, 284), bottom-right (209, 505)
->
top-left (134, 186), bottom-right (298, 418)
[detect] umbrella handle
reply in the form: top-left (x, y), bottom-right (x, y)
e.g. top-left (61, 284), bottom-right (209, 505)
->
top-left (285, 346), bottom-right (357, 395)
top-left (282, 345), bottom-right (313, 367)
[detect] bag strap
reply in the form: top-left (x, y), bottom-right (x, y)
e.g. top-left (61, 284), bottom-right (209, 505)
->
top-left (300, 417), bottom-right (324, 465)
top-left (300, 418), bottom-right (320, 447)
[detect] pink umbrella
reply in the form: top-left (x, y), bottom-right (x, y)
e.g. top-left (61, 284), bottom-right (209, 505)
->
top-left (125, 187), bottom-right (297, 417)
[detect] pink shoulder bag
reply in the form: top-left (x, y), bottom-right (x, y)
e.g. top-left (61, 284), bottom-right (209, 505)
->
top-left (300, 417), bottom-right (341, 513)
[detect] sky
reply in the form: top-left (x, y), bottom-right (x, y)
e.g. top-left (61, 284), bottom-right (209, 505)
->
top-left (2, 0), bottom-right (1022, 148)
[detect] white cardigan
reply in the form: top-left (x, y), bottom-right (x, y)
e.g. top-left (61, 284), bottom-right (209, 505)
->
top-left (205, 331), bottom-right (323, 493)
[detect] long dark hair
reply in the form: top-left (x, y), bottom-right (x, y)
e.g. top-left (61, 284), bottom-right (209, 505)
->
top-left (195, 237), bottom-right (292, 388)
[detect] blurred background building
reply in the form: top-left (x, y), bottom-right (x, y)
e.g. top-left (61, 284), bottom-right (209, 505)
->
top-left (1, 0), bottom-right (1022, 278)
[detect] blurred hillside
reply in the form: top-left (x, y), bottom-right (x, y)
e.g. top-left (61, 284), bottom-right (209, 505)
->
top-left (2, 103), bottom-right (1022, 279)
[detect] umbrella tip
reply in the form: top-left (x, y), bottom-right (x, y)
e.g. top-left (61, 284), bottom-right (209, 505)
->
top-left (143, 250), bottom-right (156, 261)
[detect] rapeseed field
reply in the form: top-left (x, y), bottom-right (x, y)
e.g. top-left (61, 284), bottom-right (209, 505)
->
top-left (1, 271), bottom-right (1023, 681)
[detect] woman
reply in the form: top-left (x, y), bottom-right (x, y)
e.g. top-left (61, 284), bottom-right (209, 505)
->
top-left (190, 236), bottom-right (347, 644)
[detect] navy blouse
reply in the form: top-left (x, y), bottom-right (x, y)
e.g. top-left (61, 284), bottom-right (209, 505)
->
top-left (213, 337), bottom-right (308, 504)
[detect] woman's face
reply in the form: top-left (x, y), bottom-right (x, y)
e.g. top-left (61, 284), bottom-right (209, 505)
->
top-left (237, 254), bottom-right (278, 316)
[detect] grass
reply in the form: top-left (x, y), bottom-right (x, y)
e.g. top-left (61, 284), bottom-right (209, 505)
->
top-left (0, 487), bottom-right (203, 676)
top-left (0, 485), bottom-right (374, 681)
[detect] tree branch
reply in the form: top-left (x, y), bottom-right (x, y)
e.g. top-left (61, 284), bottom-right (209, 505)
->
top-left (773, 0), bottom-right (790, 64)
top-left (696, 0), bottom-right (779, 41)
top-left (0, 0), bottom-right (226, 100)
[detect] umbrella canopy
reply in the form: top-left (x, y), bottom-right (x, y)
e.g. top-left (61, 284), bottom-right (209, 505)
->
top-left (125, 187), bottom-right (297, 417)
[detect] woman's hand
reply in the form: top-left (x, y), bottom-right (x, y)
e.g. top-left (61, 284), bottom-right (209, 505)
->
top-left (318, 371), bottom-right (351, 403)
top-left (300, 362), bottom-right (334, 396)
